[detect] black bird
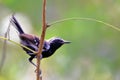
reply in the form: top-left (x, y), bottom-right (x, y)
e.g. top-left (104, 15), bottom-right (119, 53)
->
top-left (10, 15), bottom-right (70, 67)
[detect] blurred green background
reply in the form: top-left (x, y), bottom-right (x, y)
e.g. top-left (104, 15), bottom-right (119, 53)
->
top-left (0, 0), bottom-right (120, 80)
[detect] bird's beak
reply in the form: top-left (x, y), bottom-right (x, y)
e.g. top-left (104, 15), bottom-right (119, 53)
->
top-left (63, 40), bottom-right (71, 44)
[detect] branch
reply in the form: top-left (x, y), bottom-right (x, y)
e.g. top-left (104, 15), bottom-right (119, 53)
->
top-left (0, 36), bottom-right (37, 53)
top-left (36, 0), bottom-right (47, 80)
top-left (0, 23), bottom-right (10, 72)
top-left (48, 18), bottom-right (120, 32)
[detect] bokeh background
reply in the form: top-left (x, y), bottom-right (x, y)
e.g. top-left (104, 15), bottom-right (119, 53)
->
top-left (0, 0), bottom-right (120, 80)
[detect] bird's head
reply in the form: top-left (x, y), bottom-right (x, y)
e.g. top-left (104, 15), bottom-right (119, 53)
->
top-left (48, 37), bottom-right (70, 49)
top-left (41, 37), bottom-right (70, 58)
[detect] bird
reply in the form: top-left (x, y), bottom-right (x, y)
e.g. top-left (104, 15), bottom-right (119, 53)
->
top-left (10, 15), bottom-right (70, 67)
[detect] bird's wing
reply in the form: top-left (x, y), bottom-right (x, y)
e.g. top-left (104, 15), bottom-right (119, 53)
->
top-left (43, 41), bottom-right (50, 51)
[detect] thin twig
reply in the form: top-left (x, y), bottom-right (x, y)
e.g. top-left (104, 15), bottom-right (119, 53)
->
top-left (0, 36), bottom-right (37, 53)
top-left (0, 22), bottom-right (11, 72)
top-left (36, 0), bottom-right (47, 80)
top-left (48, 18), bottom-right (120, 32)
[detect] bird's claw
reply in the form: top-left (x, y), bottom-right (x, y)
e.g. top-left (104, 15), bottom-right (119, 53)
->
top-left (34, 69), bottom-right (42, 77)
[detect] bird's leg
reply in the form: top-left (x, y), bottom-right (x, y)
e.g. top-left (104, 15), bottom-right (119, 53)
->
top-left (28, 56), bottom-right (37, 67)
top-left (29, 55), bottom-right (42, 76)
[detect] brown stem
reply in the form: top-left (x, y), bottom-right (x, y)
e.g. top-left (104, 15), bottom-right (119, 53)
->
top-left (36, 0), bottom-right (47, 80)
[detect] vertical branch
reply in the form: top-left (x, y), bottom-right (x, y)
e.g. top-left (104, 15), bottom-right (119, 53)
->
top-left (36, 0), bottom-right (47, 80)
top-left (0, 22), bottom-right (11, 72)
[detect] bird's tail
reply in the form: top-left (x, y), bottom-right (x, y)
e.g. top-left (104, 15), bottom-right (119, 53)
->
top-left (10, 14), bottom-right (24, 34)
